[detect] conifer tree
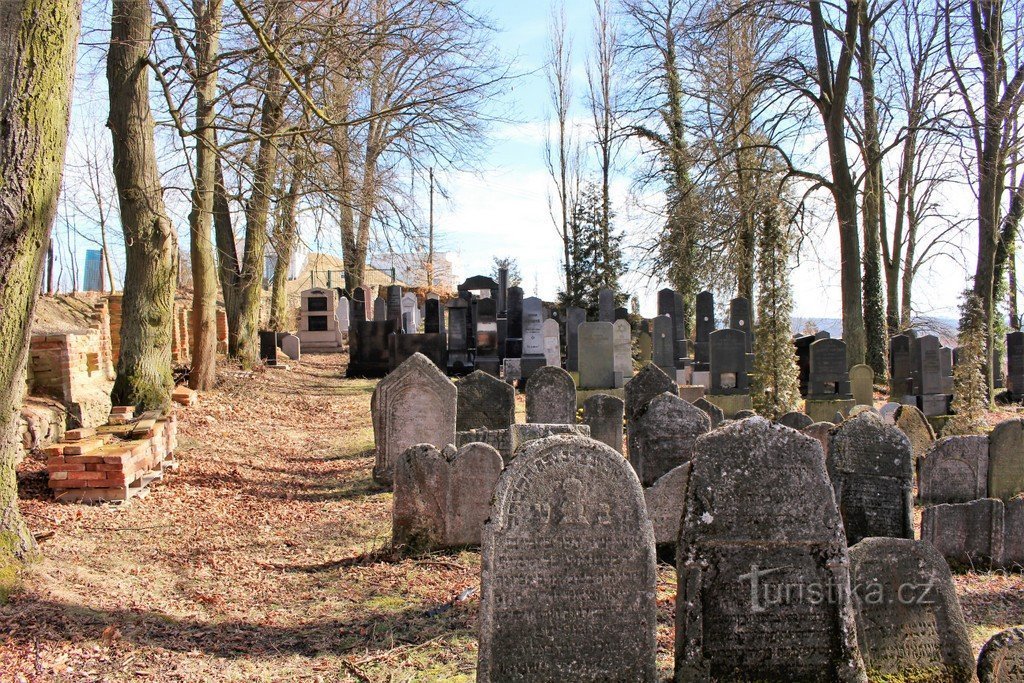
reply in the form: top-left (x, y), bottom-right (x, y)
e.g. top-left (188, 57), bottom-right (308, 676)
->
top-left (946, 292), bottom-right (988, 435)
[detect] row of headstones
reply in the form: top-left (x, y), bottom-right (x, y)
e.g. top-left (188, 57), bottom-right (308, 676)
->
top-left (471, 423), bottom-right (993, 681)
top-left (917, 419), bottom-right (1024, 570)
top-left (890, 330), bottom-right (956, 416)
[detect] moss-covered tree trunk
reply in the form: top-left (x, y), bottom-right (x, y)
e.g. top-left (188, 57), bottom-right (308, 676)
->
top-left (188, 0), bottom-right (223, 391)
top-left (212, 145), bottom-right (242, 355)
top-left (0, 0), bottom-right (83, 594)
top-left (108, 0), bottom-right (176, 411)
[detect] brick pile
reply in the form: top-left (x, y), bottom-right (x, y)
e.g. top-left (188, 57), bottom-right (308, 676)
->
top-left (172, 385), bottom-right (198, 407)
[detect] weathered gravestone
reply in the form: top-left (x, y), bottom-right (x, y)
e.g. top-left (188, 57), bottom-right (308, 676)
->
top-left (643, 462), bottom-right (690, 546)
top-left (849, 405), bottom-right (878, 418)
top-left (508, 423), bottom-right (590, 461)
top-left (477, 435), bottom-right (657, 682)
top-left (279, 334), bottom-right (301, 361)
top-left (632, 392), bottom-right (710, 487)
top-left (693, 397), bottom-right (724, 427)
top-left (393, 442), bottom-right (503, 550)
top-left (456, 428), bottom-right (513, 461)
top-left (624, 363), bottom-right (678, 456)
top-left (827, 412), bottom-right (914, 545)
top-left (373, 296), bottom-right (387, 322)
top-left (809, 337), bottom-right (852, 398)
top-left (651, 315), bottom-right (675, 378)
top-left (978, 626), bottom-right (1024, 683)
top-left (989, 418), bottom-right (1024, 501)
top-left (889, 333), bottom-right (914, 398)
top-left (850, 364), bottom-right (874, 407)
top-left (386, 285), bottom-right (403, 329)
top-left (779, 411), bottom-right (813, 430)
top-left (541, 318), bottom-right (561, 367)
top-left (919, 435), bottom-right (989, 504)
top-left (921, 498), bottom-right (1005, 569)
top-left (598, 287), bottom-right (615, 322)
top-left (878, 402), bottom-right (900, 425)
top-left (803, 422), bottom-right (834, 458)
top-left (336, 296), bottom-right (351, 332)
top-left (578, 321), bottom-right (615, 389)
top-left (613, 318), bottom-right (632, 385)
top-left (676, 418), bottom-right (866, 681)
top-left (504, 287), bottom-right (523, 360)
top-left (848, 538), bottom-right (974, 682)
top-left (582, 393), bottom-right (624, 454)
top-left (401, 292), bottom-right (420, 331)
top-left (564, 306), bottom-right (586, 372)
top-left (446, 299), bottom-right (470, 372)
top-left (520, 296), bottom-right (545, 359)
top-left (895, 404), bottom-right (936, 465)
top-left (371, 353), bottom-right (456, 486)
top-left (1006, 495), bottom-right (1024, 568)
top-left (456, 370), bottom-right (515, 432)
top-left (637, 326), bottom-right (652, 363)
top-left (525, 365), bottom-right (576, 424)
top-left (734, 409), bottom-right (757, 419)
top-left (1008, 331), bottom-right (1024, 400)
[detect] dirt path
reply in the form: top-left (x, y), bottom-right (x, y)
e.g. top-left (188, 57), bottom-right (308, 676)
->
top-left (2, 354), bottom-right (1021, 681)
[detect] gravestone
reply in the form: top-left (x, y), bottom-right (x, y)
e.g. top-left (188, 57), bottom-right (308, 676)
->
top-left (446, 299), bottom-right (470, 372)
top-left (889, 334), bottom-right (913, 398)
top-left (336, 296), bottom-right (351, 332)
top-left (676, 417), bottom-right (865, 681)
top-left (542, 318), bottom-right (561, 367)
top-left (351, 286), bottom-right (368, 322)
top-left (637, 327), bottom-right (652, 363)
top-left (371, 353), bottom-right (456, 486)
top-left (895, 404), bottom-right (935, 464)
top-left (1008, 331), bottom-right (1024, 399)
top-left (692, 397), bottom-right (723, 427)
top-left (565, 306), bottom-right (586, 372)
top-left (508, 423), bottom-right (590, 460)
top-left (424, 298), bottom-right (445, 335)
top-left (809, 338), bottom-right (851, 398)
top-left (475, 298), bottom-right (500, 375)
top-left (848, 538), bottom-right (974, 682)
top-left (708, 328), bottom-right (749, 395)
top-left (525, 365), bottom-right (576, 424)
top-left (734, 409), bottom-right (757, 419)
top-left (504, 287), bottom-right (524, 359)
top-left (582, 393), bottom-right (624, 454)
top-left (258, 330), bottom-right (279, 366)
top-left (1006, 495), bottom-right (1024, 568)
top-left (643, 462), bottom-right (690, 546)
top-left (919, 435), bottom-right (989, 504)
top-left (456, 370), bottom-right (515, 432)
top-left (778, 411), bottom-right (813, 430)
top-left (613, 318), bottom-right (632, 385)
top-left (279, 334), bottom-right (300, 361)
top-left (827, 412), bottom-right (914, 545)
top-left (386, 285), bottom-right (403, 329)
top-left (388, 331), bottom-right (446, 372)
top-left (393, 442), bottom-right (503, 550)
top-left (794, 334), bottom-right (815, 396)
top-left (373, 296), bottom-right (387, 322)
top-left (918, 334), bottom-right (943, 395)
top-left (578, 321), bottom-right (615, 389)
top-left (694, 290), bottom-right (714, 369)
top-left (477, 435), bottom-right (657, 682)
top-left (921, 498), bottom-right (1005, 569)
top-left (347, 320), bottom-right (397, 378)
top-left (940, 346), bottom-right (955, 394)
top-left (614, 306), bottom-right (628, 321)
top-left (631, 392), bottom-right (710, 487)
top-left (803, 422), bottom-right (834, 458)
top-left (502, 357), bottom-right (521, 386)
top-left (651, 315), bottom-right (675, 377)
top-left (401, 292), bottom-right (419, 331)
top-left (728, 296), bottom-right (752, 352)
top-left (624, 363), bottom-right (678, 456)
top-left (989, 418), bottom-right (1024, 501)
top-left (849, 364), bottom-right (874, 407)
top-left (849, 404), bottom-right (876, 418)
top-left (598, 287), bottom-right (615, 322)
top-left (878, 402), bottom-right (900, 425)
top-left (978, 626), bottom-right (1024, 683)
top-left (456, 428), bottom-right (513, 463)
top-left (520, 296), bottom-right (545, 379)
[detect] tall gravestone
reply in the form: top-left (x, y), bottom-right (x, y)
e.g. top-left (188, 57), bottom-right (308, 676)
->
top-left (809, 338), bottom-right (852, 397)
top-left (542, 318), bottom-right (561, 367)
top-left (632, 392), bottom-right (709, 487)
top-left (373, 296), bottom-right (387, 322)
top-left (447, 299), bottom-right (470, 372)
top-left (371, 353), bottom-right (456, 486)
top-left (827, 413), bottom-right (914, 544)
top-left (889, 333), bottom-right (913, 399)
top-left (676, 418), bottom-right (865, 681)
top-left (598, 288), bottom-right (615, 322)
top-left (457, 370), bottom-right (515, 432)
top-left (424, 298), bottom-right (445, 335)
top-left (652, 315), bottom-right (675, 377)
top-left (613, 318), bottom-right (632, 386)
top-left (386, 285), bottom-right (403, 330)
top-left (578, 321), bottom-right (615, 389)
top-left (565, 306), bottom-right (586, 372)
top-left (848, 538), bottom-right (974, 681)
top-left (919, 435), bottom-right (989, 504)
top-left (694, 290), bottom-right (715, 369)
top-left (637, 325), bottom-right (652, 363)
top-left (989, 418), bottom-right (1024, 501)
top-left (794, 334), bottom-right (815, 396)
top-left (708, 328), bottom-right (749, 394)
top-left (978, 626), bottom-right (1024, 683)
top-left (504, 286), bottom-right (523, 359)
top-left (849, 364), bottom-right (874, 406)
top-left (401, 293), bottom-right (419, 331)
top-left (336, 296), bottom-right (351, 332)
top-left (1007, 331), bottom-right (1024, 400)
top-left (525, 365), bottom-right (577, 424)
top-left (475, 298), bottom-right (500, 375)
top-left (693, 397), bottom-right (724, 427)
top-left (728, 296), bottom-right (753, 352)
top-left (477, 435), bottom-right (657, 682)
top-left (520, 296), bottom-right (545, 379)
top-left (779, 411), bottom-right (813, 430)
top-left (582, 393), bottom-right (624, 454)
top-left (624, 363), bottom-right (678, 457)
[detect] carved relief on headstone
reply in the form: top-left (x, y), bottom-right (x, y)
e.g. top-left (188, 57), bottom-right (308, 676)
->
top-left (978, 626), bottom-right (1024, 683)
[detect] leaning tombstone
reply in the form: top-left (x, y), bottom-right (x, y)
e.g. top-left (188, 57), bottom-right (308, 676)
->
top-left (989, 418), bottom-right (1024, 501)
top-left (632, 392), bottom-right (709, 486)
top-left (643, 462), bottom-right (690, 546)
top-left (978, 626), bottom-right (1024, 683)
top-left (778, 411), bottom-right (813, 430)
top-left (456, 370), bottom-right (515, 432)
top-left (848, 538), bottom-right (974, 682)
top-left (895, 403), bottom-right (935, 465)
top-left (878, 401), bottom-right (900, 425)
top-left (371, 353), bottom-right (456, 486)
top-left (919, 435), bottom-right (989, 504)
top-left (525, 365), bottom-right (576, 424)
top-left (582, 393), bottom-right (624, 454)
top-left (827, 412), bottom-right (914, 545)
top-left (676, 417), bottom-right (865, 681)
top-left (693, 397), bottom-right (724, 427)
top-left (624, 363), bottom-right (678, 456)
top-left (803, 422), bottom-right (834, 458)
top-left (920, 498), bottom-right (1005, 569)
top-left (477, 435), bottom-right (657, 682)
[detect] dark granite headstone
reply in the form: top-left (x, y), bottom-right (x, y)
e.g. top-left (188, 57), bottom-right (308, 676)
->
top-left (582, 393), bottom-right (624, 454)
top-left (631, 392), bottom-right (709, 486)
top-left (347, 320), bottom-right (397, 378)
top-left (919, 435), bottom-right (989, 504)
top-left (373, 296), bottom-right (387, 322)
top-left (424, 298), bottom-right (445, 335)
top-left (917, 334), bottom-right (943, 395)
top-left (651, 315), bottom-right (675, 377)
top-left (827, 413), bottom-right (914, 545)
top-left (386, 285), bottom-right (403, 330)
top-left (889, 333), bottom-right (913, 398)
top-left (694, 290), bottom-right (715, 369)
top-left (978, 626), bottom-right (1024, 683)
top-left (388, 332), bottom-right (446, 372)
top-left (475, 298), bottom-right (500, 375)
top-left (525, 365), bottom-right (576, 424)
top-left (598, 288), bottom-right (615, 322)
top-left (729, 296), bottom-right (753, 352)
top-left (809, 337), bottom-right (852, 398)
top-left (1007, 331), bottom-right (1024, 399)
top-left (477, 435), bottom-right (657, 682)
top-left (708, 328), bottom-right (749, 395)
top-left (676, 417), bottom-right (865, 681)
top-left (505, 286), bottom-right (523, 342)
top-left (446, 299), bottom-right (471, 373)
top-left (457, 370), bottom-right (515, 431)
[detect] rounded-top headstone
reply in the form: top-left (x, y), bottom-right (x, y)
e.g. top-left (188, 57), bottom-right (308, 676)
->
top-left (478, 435), bottom-right (657, 682)
top-left (978, 626), bottom-right (1024, 682)
top-left (878, 402), bottom-right (900, 425)
top-left (778, 411), bottom-right (813, 430)
top-left (734, 409), bottom-right (757, 419)
top-left (895, 403), bottom-right (936, 461)
top-left (803, 421), bottom-right (835, 458)
top-left (989, 418), bottom-right (1024, 501)
top-left (632, 392), bottom-right (710, 487)
top-left (919, 435), bottom-right (989, 505)
top-left (525, 365), bottom-right (577, 425)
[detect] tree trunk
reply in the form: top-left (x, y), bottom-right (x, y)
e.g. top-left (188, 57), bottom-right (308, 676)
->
top-left (108, 0), bottom-right (177, 410)
top-left (0, 0), bottom-right (83, 589)
top-left (268, 154), bottom-right (304, 330)
top-left (188, 0), bottom-right (223, 390)
top-left (212, 147), bottom-right (241, 355)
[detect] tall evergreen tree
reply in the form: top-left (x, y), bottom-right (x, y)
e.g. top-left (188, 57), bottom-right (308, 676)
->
top-left (752, 204), bottom-right (801, 418)
top-left (946, 292), bottom-right (989, 435)
top-left (558, 181), bottom-right (624, 315)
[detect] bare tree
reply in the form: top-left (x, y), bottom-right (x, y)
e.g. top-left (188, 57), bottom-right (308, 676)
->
top-left (587, 0), bottom-right (620, 278)
top-left (545, 5), bottom-right (577, 301)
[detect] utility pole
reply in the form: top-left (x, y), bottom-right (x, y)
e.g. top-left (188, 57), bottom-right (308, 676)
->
top-left (427, 167), bottom-right (435, 290)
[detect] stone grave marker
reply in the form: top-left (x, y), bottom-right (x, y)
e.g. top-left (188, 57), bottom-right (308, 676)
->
top-left (848, 538), bottom-right (974, 681)
top-left (989, 418), bottom-right (1024, 501)
top-left (598, 287), bottom-right (615, 322)
top-left (258, 330), bottom-right (279, 366)
top-left (502, 357), bottom-right (521, 386)
top-left (651, 315), bottom-right (675, 377)
top-left (401, 293), bottom-right (419, 331)
top-left (448, 442), bottom-right (505, 546)
top-left (475, 297), bottom-right (500, 375)
top-left (779, 411), bottom-right (813, 430)
top-left (676, 417), bottom-right (865, 681)
top-left (477, 435), bottom-right (657, 682)
top-left (728, 296), bottom-right (752, 352)
top-left (889, 334), bottom-right (913, 398)
top-left (803, 422), bottom-right (834, 458)
top-left (637, 327), bottom-right (652, 363)
top-left (613, 318), bottom-right (632, 385)
top-left (424, 298), bottom-right (445, 335)
top-left (918, 334), bottom-right (943, 395)
top-left (373, 296), bottom-right (387, 322)
top-left (849, 404), bottom-right (877, 418)
top-left (565, 306), bottom-right (586, 372)
top-left (849, 363), bottom-right (874, 407)
top-left (708, 328), bottom-right (749, 394)
top-left (895, 404), bottom-right (935, 464)
top-left (643, 462), bottom-right (690, 546)
top-left (457, 370), bottom-right (515, 432)
top-left (632, 392), bottom-right (710, 487)
top-left (919, 435), bottom-right (989, 504)
top-left (582, 393), bottom-right (624, 454)
top-left (624, 363), bottom-right (678, 455)
top-left (1008, 331), bottom-right (1024, 399)
top-left (541, 318), bottom-right (560, 367)
top-left (1006, 495), bottom-right (1024, 568)
top-left (921, 498), bottom-right (1005, 569)
top-left (336, 296), bottom-right (351, 332)
top-left (456, 428), bottom-right (512, 463)
top-left (525, 365), bottom-right (576, 424)
top-left (827, 412), bottom-right (914, 544)
top-left (809, 337), bottom-right (851, 398)
top-left (614, 306), bottom-right (628, 321)
top-left (693, 397), bottom-right (724, 427)
top-left (386, 285), bottom-right (403, 329)
top-left (694, 290), bottom-right (714, 369)
top-left (504, 287), bottom-right (523, 359)
top-left (794, 334), bottom-right (815, 396)
top-left (371, 353), bottom-right (456, 486)
top-left (279, 334), bottom-right (300, 361)
top-left (508, 423), bottom-right (590, 461)
top-left (446, 299), bottom-right (470, 372)
top-left (878, 402), bottom-right (900, 425)
top-left (978, 626), bottom-right (1024, 683)
top-left (578, 321), bottom-right (615, 389)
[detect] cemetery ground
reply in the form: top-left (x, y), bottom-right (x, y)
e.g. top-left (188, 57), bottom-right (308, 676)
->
top-left (2, 355), bottom-right (1023, 681)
